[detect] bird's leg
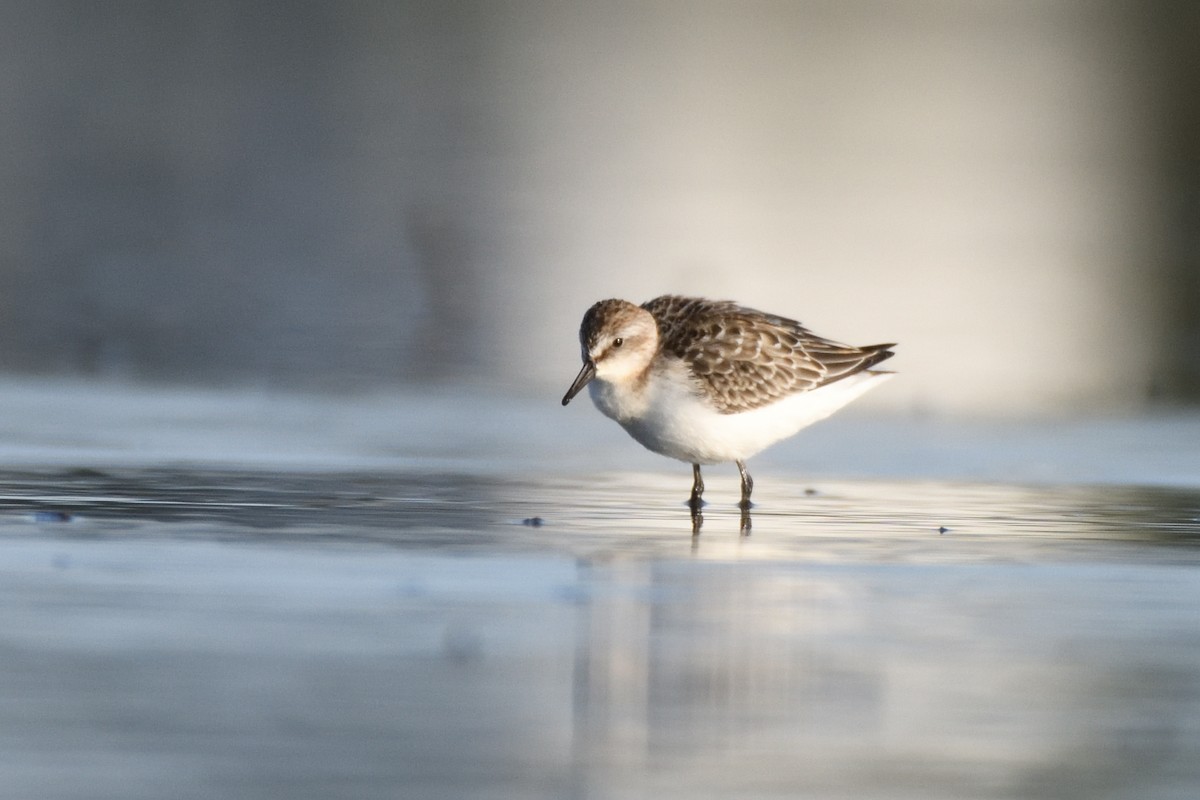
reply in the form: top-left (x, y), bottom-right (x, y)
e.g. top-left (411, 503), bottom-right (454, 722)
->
top-left (688, 463), bottom-right (706, 510)
top-left (736, 460), bottom-right (754, 509)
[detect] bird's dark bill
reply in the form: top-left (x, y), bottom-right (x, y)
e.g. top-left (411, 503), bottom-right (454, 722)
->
top-left (561, 361), bottom-right (597, 405)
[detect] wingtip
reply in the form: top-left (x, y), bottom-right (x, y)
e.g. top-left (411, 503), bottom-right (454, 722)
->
top-left (870, 343), bottom-right (897, 360)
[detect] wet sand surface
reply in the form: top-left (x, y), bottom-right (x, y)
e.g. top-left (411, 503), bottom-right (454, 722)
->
top-left (2, 466), bottom-right (1199, 800)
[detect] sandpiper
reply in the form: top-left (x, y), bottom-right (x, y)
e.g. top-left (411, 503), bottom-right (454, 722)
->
top-left (561, 296), bottom-right (895, 511)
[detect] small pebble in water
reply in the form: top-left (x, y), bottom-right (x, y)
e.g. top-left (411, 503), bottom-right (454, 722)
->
top-left (33, 511), bottom-right (73, 523)
top-left (64, 467), bottom-right (106, 479)
top-left (521, 517), bottom-right (545, 527)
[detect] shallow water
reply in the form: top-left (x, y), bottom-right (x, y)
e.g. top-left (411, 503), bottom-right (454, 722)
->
top-left (2, 467), bottom-right (1200, 799)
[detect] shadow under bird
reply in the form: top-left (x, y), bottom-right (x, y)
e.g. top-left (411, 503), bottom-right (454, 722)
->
top-left (562, 296), bottom-right (895, 511)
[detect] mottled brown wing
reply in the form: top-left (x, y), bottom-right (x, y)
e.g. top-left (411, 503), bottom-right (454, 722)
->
top-left (642, 295), bottom-right (895, 414)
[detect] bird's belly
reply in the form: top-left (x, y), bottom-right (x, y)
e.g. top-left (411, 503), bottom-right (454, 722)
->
top-left (614, 371), bottom-right (893, 465)
top-left (622, 397), bottom-right (797, 464)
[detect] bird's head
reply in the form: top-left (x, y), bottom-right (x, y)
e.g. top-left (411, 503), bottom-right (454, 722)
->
top-left (561, 299), bottom-right (659, 405)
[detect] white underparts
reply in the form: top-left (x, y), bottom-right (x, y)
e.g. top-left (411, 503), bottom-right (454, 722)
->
top-left (589, 360), bottom-right (892, 464)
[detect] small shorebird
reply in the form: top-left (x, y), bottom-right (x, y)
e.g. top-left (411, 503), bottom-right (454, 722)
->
top-left (561, 296), bottom-right (895, 513)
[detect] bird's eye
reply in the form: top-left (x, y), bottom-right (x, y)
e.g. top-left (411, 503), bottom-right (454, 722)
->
top-left (613, 337), bottom-right (624, 348)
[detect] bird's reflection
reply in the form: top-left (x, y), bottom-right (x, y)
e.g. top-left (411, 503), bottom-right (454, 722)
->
top-left (689, 504), bottom-right (752, 536)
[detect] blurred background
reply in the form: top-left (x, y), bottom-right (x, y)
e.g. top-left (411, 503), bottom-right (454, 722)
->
top-left (5, 8), bottom-right (1200, 799)
top-left (0, 1), bottom-right (1197, 415)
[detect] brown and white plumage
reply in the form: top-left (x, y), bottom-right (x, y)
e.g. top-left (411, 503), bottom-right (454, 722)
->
top-left (641, 296), bottom-right (894, 413)
top-left (562, 295), bottom-right (895, 510)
